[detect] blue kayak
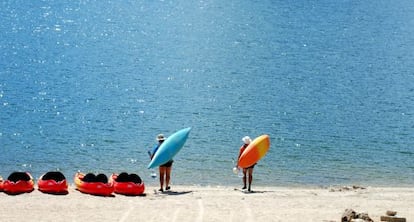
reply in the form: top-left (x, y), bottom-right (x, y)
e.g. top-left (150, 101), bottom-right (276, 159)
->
top-left (148, 127), bottom-right (191, 169)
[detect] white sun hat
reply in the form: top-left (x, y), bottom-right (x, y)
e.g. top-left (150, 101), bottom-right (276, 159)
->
top-left (242, 136), bottom-right (252, 144)
top-left (156, 134), bottom-right (166, 141)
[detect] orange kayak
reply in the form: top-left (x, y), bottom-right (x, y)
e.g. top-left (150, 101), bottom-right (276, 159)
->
top-left (38, 171), bottom-right (68, 195)
top-left (74, 172), bottom-right (114, 196)
top-left (2, 172), bottom-right (35, 195)
top-left (238, 135), bottom-right (271, 168)
top-left (111, 173), bottom-right (145, 196)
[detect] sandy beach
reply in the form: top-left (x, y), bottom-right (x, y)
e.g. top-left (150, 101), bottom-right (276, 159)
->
top-left (0, 185), bottom-right (413, 222)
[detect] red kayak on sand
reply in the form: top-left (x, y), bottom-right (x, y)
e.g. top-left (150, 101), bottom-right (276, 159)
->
top-left (38, 171), bottom-right (68, 195)
top-left (0, 176), bottom-right (4, 191)
top-left (74, 172), bottom-right (114, 196)
top-left (111, 173), bottom-right (145, 196)
top-left (2, 172), bottom-right (35, 195)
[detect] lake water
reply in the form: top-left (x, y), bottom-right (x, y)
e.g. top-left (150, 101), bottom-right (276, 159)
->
top-left (1, 0), bottom-right (413, 187)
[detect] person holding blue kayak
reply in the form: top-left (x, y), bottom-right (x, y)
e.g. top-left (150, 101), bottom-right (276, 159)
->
top-left (150, 134), bottom-right (173, 192)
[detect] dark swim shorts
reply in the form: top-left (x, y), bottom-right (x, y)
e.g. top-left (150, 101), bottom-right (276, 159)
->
top-left (161, 160), bottom-right (174, 167)
top-left (244, 163), bottom-right (256, 169)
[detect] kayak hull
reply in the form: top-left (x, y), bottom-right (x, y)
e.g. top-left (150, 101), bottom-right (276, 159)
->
top-left (38, 179), bottom-right (68, 195)
top-left (238, 135), bottom-right (270, 168)
top-left (2, 172), bottom-right (35, 195)
top-left (111, 174), bottom-right (145, 196)
top-left (0, 176), bottom-right (3, 191)
top-left (74, 172), bottom-right (114, 196)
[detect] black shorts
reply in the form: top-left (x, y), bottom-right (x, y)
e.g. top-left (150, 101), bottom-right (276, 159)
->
top-left (161, 160), bottom-right (173, 167)
top-left (244, 163), bottom-right (256, 169)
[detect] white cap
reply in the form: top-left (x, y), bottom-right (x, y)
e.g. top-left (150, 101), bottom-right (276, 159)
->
top-left (242, 136), bottom-right (252, 144)
top-left (156, 134), bottom-right (166, 141)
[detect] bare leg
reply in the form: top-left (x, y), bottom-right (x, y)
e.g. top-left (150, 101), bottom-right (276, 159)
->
top-left (165, 166), bottom-right (172, 190)
top-left (242, 168), bottom-right (247, 189)
top-left (247, 168), bottom-right (254, 191)
top-left (159, 166), bottom-right (166, 191)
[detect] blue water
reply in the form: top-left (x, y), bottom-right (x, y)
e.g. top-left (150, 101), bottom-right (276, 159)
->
top-left (1, 0), bottom-right (414, 187)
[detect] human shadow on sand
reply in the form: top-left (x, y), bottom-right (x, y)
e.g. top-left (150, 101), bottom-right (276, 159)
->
top-left (154, 190), bottom-right (193, 196)
top-left (233, 188), bottom-right (276, 194)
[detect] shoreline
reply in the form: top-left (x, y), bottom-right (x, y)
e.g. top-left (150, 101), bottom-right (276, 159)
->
top-left (1, 185), bottom-right (413, 222)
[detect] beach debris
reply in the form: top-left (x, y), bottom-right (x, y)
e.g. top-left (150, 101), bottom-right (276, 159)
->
top-left (341, 209), bottom-right (373, 222)
top-left (355, 213), bottom-right (374, 222)
top-left (341, 209), bottom-right (356, 222)
top-left (380, 210), bottom-right (406, 222)
top-left (386, 211), bottom-right (397, 216)
top-left (330, 185), bottom-right (366, 192)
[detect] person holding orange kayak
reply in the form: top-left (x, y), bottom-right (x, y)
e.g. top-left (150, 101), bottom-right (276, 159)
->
top-left (237, 136), bottom-right (255, 192)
